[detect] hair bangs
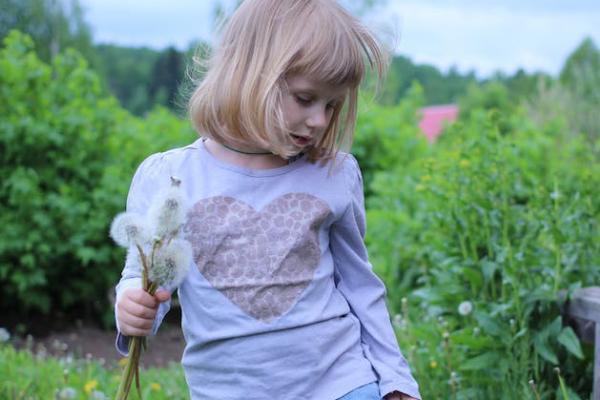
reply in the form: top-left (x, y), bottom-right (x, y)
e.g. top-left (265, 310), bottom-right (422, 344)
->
top-left (287, 6), bottom-right (367, 87)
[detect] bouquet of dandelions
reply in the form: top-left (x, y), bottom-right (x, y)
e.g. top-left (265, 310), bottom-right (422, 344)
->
top-left (110, 176), bottom-right (192, 400)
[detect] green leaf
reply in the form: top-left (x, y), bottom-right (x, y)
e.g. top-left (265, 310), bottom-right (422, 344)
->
top-left (557, 327), bottom-right (584, 359)
top-left (462, 267), bottom-right (483, 289)
top-left (481, 260), bottom-right (497, 283)
top-left (546, 316), bottom-right (563, 337)
top-left (474, 311), bottom-right (506, 337)
top-left (534, 335), bottom-right (559, 364)
top-left (460, 352), bottom-right (502, 371)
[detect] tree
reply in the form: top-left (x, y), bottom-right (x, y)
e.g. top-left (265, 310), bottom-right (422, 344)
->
top-left (560, 37), bottom-right (600, 103)
top-left (148, 47), bottom-right (185, 113)
top-left (0, 0), bottom-right (95, 62)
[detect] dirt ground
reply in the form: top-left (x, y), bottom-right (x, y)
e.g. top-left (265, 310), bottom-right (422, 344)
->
top-left (8, 311), bottom-right (186, 369)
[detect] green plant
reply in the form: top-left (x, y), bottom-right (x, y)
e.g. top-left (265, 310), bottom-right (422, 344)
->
top-left (0, 343), bottom-right (189, 399)
top-left (0, 31), bottom-right (195, 325)
top-left (367, 105), bottom-right (597, 398)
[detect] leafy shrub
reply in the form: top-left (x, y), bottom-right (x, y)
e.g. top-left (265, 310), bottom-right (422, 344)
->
top-left (366, 101), bottom-right (598, 397)
top-left (0, 31), bottom-right (195, 325)
top-left (352, 83), bottom-right (429, 198)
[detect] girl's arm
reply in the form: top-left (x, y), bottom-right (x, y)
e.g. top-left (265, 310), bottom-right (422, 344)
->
top-left (329, 155), bottom-right (421, 400)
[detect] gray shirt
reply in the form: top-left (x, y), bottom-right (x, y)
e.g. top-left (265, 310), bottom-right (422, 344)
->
top-left (115, 138), bottom-right (420, 400)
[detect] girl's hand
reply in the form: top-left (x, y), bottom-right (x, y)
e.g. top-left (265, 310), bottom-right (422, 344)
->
top-left (116, 287), bottom-right (171, 336)
top-left (383, 391), bottom-right (418, 400)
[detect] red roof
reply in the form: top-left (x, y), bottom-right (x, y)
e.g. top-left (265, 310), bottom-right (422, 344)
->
top-left (418, 104), bottom-right (459, 142)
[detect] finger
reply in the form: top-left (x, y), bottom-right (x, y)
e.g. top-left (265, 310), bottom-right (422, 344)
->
top-left (119, 300), bottom-right (157, 320)
top-left (154, 290), bottom-right (171, 303)
top-left (126, 289), bottom-right (158, 308)
top-left (119, 309), bottom-right (154, 331)
top-left (121, 325), bottom-right (152, 337)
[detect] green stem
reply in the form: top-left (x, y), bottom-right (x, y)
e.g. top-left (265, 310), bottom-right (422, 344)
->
top-left (552, 180), bottom-right (562, 293)
top-left (114, 336), bottom-right (142, 400)
top-left (136, 244), bottom-right (149, 289)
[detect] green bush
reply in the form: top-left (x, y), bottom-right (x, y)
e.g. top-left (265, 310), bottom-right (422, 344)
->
top-left (366, 102), bottom-right (598, 397)
top-left (0, 31), bottom-right (195, 324)
top-left (352, 83), bottom-right (429, 199)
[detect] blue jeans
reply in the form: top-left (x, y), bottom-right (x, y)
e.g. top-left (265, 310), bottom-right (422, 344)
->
top-left (337, 382), bottom-right (381, 400)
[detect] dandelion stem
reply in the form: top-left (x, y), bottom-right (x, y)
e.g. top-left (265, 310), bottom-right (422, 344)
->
top-left (115, 336), bottom-right (142, 400)
top-left (136, 244), bottom-right (149, 290)
top-left (135, 360), bottom-right (142, 400)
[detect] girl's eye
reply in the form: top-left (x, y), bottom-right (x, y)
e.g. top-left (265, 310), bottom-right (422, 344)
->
top-left (295, 95), bottom-right (312, 105)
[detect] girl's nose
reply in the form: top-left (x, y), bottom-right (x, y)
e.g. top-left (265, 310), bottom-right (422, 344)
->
top-left (306, 105), bottom-right (329, 129)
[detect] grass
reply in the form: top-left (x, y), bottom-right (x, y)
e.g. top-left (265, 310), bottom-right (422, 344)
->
top-left (0, 344), bottom-right (189, 399)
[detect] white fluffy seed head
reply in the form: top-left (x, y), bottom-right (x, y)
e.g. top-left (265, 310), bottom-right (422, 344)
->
top-left (0, 327), bottom-right (10, 342)
top-left (458, 301), bottom-right (473, 316)
top-left (57, 387), bottom-right (77, 400)
top-left (109, 212), bottom-right (151, 248)
top-left (148, 179), bottom-right (187, 238)
top-left (149, 239), bottom-right (192, 290)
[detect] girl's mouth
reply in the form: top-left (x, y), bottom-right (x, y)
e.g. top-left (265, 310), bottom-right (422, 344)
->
top-left (291, 134), bottom-right (310, 146)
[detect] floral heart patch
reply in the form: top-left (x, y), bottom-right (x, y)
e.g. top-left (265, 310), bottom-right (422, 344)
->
top-left (183, 193), bottom-right (331, 322)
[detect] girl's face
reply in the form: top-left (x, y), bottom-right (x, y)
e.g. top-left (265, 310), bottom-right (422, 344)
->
top-left (282, 74), bottom-right (348, 150)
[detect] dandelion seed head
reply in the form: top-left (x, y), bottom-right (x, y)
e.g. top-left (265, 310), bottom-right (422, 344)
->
top-left (149, 183), bottom-right (188, 237)
top-left (0, 327), bottom-right (10, 342)
top-left (110, 212), bottom-right (150, 247)
top-left (392, 314), bottom-right (403, 328)
top-left (91, 390), bottom-right (108, 400)
top-left (57, 387), bottom-right (77, 399)
top-left (458, 301), bottom-right (473, 316)
top-left (149, 239), bottom-right (192, 289)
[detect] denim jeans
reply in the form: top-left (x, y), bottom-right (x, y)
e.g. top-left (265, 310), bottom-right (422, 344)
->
top-left (337, 382), bottom-right (380, 400)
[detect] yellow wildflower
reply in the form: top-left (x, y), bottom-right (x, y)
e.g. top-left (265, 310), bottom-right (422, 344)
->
top-left (84, 379), bottom-right (98, 394)
top-left (118, 357), bottom-right (128, 367)
top-left (430, 360), bottom-right (438, 369)
top-left (150, 382), bottom-right (162, 391)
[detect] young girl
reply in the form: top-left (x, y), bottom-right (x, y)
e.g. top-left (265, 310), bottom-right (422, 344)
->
top-left (114, 0), bottom-right (420, 399)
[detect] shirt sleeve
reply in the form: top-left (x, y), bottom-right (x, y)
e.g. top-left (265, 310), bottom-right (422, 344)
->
top-left (114, 153), bottom-right (173, 356)
top-left (329, 155), bottom-right (421, 400)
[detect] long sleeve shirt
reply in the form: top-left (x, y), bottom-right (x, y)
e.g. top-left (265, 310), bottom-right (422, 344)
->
top-left (115, 138), bottom-right (421, 400)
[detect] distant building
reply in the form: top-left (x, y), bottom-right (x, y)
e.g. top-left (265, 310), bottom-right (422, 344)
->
top-left (418, 104), bottom-right (459, 142)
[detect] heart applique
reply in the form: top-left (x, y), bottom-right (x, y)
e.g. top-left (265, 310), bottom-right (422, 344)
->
top-left (182, 193), bottom-right (331, 323)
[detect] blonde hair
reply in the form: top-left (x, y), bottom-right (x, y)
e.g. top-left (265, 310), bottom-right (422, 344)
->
top-left (188, 0), bottom-right (387, 162)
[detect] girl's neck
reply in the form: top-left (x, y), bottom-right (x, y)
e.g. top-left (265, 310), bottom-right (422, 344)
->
top-left (203, 138), bottom-right (289, 170)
